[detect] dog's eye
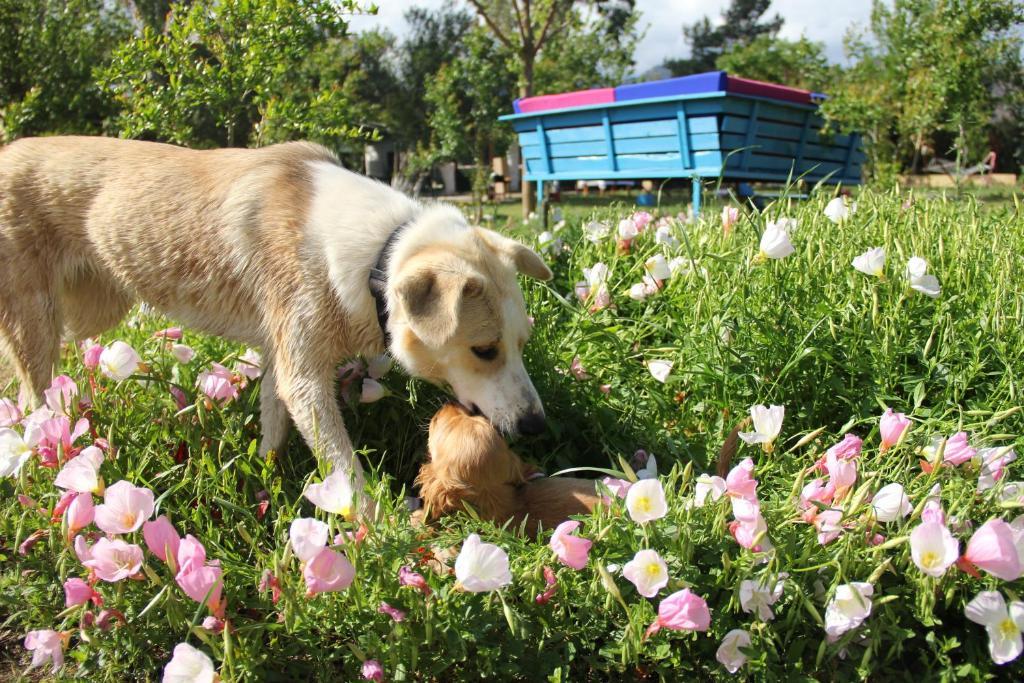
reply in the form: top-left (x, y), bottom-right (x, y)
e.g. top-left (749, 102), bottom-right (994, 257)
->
top-left (471, 345), bottom-right (499, 361)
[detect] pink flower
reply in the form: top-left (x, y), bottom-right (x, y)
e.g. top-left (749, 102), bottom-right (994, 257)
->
top-left (360, 378), bottom-right (387, 403)
top-left (73, 535), bottom-right (93, 564)
top-left (879, 409), bottom-right (910, 451)
top-left (304, 547), bottom-right (355, 595)
top-left (202, 616), bottom-right (225, 634)
top-left (726, 458), bottom-right (758, 501)
top-left (944, 432), bottom-right (976, 466)
top-left (169, 386), bottom-right (190, 410)
top-left (826, 434), bottom-right (862, 461)
top-left (799, 478), bottom-right (831, 509)
top-left (83, 538), bottom-right (144, 582)
top-left (378, 601), bottom-right (406, 622)
top-left (814, 509), bottom-right (844, 545)
top-left (961, 519), bottom-right (1022, 581)
top-left (569, 356), bottom-right (590, 380)
top-left (535, 566), bottom-right (558, 605)
top-left (910, 521), bottom-right (959, 577)
top-left (645, 589), bottom-right (711, 638)
top-left (44, 375), bottom-right (78, 415)
top-left (81, 340), bottom-right (104, 370)
top-left (176, 564), bottom-right (223, 609)
top-left (721, 206), bottom-right (740, 235)
top-left (549, 521), bottom-right (592, 570)
top-left (35, 416), bottom-right (89, 467)
top-left (235, 349), bottom-right (262, 380)
top-left (290, 518), bottom-right (329, 563)
top-left (144, 515), bottom-right (181, 564)
top-left (623, 549), bottom-right (669, 598)
top-left (54, 446), bottom-right (104, 493)
top-left (631, 211), bottom-right (653, 231)
top-left (825, 452), bottom-right (857, 499)
top-left (153, 327), bottom-right (183, 340)
top-left (24, 629), bottom-right (65, 673)
top-left (94, 480), bottom-right (154, 534)
top-left (66, 492), bottom-right (95, 537)
top-left (177, 535), bottom-right (208, 575)
top-left (197, 363), bottom-right (239, 403)
top-left (729, 510), bottom-right (771, 552)
top-left (170, 344), bottom-right (195, 364)
top-left (0, 397), bottom-right (22, 427)
top-left (600, 477), bottom-right (632, 500)
top-left (362, 659), bottom-right (384, 681)
top-left (398, 566), bottom-right (432, 595)
top-left (64, 577), bottom-right (94, 607)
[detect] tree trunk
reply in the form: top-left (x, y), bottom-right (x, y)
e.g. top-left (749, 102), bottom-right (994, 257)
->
top-left (520, 56), bottom-right (536, 219)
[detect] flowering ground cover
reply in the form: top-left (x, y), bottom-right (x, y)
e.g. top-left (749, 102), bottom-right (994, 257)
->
top-left (2, 188), bottom-right (1024, 680)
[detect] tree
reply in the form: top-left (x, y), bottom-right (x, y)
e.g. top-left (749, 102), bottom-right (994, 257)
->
top-left (716, 36), bottom-right (835, 92)
top-left (821, 0), bottom-right (1024, 180)
top-left (98, 0), bottom-right (367, 149)
top-left (0, 0), bottom-right (131, 141)
top-left (665, 0), bottom-right (782, 76)
top-left (426, 29), bottom-right (517, 220)
top-left (466, 0), bottom-right (638, 215)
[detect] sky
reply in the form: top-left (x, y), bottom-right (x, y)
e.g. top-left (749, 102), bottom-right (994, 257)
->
top-left (346, 0), bottom-right (877, 75)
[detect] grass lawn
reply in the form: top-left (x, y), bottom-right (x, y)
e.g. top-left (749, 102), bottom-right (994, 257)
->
top-left (2, 186), bottom-right (1024, 680)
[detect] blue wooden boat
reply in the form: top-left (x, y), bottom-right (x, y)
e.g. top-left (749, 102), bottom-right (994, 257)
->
top-left (499, 71), bottom-right (864, 214)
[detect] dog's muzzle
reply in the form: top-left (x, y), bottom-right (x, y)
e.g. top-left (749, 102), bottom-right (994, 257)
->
top-left (516, 411), bottom-right (546, 436)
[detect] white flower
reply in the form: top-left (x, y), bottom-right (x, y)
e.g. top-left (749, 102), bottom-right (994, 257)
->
top-left (871, 483), bottom-right (912, 523)
top-left (360, 378), bottom-right (386, 403)
top-left (455, 533), bottom-right (511, 592)
top-left (99, 341), bottom-right (141, 381)
top-left (366, 354), bottom-right (393, 380)
top-left (584, 262), bottom-right (608, 287)
top-left (644, 254), bottom-right (672, 281)
top-left (977, 446), bottom-right (1017, 492)
top-left (824, 582), bottom-right (873, 639)
top-left (304, 470), bottom-right (356, 519)
top-left (646, 360), bottom-right (673, 383)
top-left (622, 549), bottom-right (669, 597)
top-left (289, 517), bottom-right (329, 563)
top-left (163, 642), bottom-right (216, 683)
top-left (910, 521), bottom-right (960, 577)
top-left (852, 247), bottom-right (886, 278)
top-left (905, 256), bottom-right (941, 297)
top-left (584, 221), bottom-right (610, 243)
top-left (738, 405), bottom-right (784, 448)
top-left (628, 283), bottom-right (649, 301)
top-left (170, 344), bottom-right (195, 364)
top-left (824, 196), bottom-right (854, 223)
top-left (636, 453), bottom-right (658, 480)
top-left (1000, 482), bottom-right (1024, 506)
top-left (694, 474), bottom-right (727, 507)
top-left (771, 217), bottom-right (798, 233)
top-left (965, 591), bottom-right (1024, 665)
top-left (655, 225), bottom-right (679, 249)
top-left (739, 575), bottom-right (785, 621)
top-left (716, 629), bottom-right (752, 673)
top-left (625, 479), bottom-right (668, 524)
top-left (0, 428), bottom-right (32, 478)
top-left (235, 348), bottom-right (262, 379)
top-left (54, 445), bottom-right (105, 493)
top-left (617, 218), bottom-right (638, 241)
top-left (537, 230), bottom-right (562, 255)
top-left (758, 223), bottom-right (795, 260)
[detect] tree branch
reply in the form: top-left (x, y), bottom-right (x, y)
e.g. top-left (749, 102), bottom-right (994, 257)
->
top-left (535, 0), bottom-right (570, 54)
top-left (466, 0), bottom-right (516, 51)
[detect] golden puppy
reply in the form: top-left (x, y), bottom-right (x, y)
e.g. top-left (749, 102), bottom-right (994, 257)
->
top-left (416, 404), bottom-right (599, 533)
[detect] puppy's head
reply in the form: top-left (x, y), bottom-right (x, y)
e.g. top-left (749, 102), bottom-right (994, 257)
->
top-left (388, 208), bottom-right (552, 436)
top-left (417, 403), bottom-right (528, 520)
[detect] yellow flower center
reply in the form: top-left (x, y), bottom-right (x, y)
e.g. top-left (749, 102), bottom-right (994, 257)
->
top-left (999, 618), bottom-right (1018, 639)
top-left (920, 551), bottom-right (940, 569)
top-left (645, 563), bottom-right (661, 577)
top-left (121, 512), bottom-right (137, 529)
top-left (636, 496), bottom-right (651, 513)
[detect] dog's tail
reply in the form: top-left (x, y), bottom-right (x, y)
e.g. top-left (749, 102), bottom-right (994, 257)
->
top-left (715, 417), bottom-right (751, 477)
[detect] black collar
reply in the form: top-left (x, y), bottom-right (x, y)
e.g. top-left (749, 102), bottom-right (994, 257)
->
top-left (368, 220), bottom-right (411, 348)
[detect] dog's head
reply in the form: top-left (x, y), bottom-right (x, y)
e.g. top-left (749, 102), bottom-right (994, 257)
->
top-left (417, 403), bottom-right (529, 520)
top-left (388, 208), bottom-right (552, 436)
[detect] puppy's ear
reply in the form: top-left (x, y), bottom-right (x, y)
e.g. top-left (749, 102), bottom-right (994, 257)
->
top-left (478, 230), bottom-right (553, 281)
top-left (395, 269), bottom-right (485, 347)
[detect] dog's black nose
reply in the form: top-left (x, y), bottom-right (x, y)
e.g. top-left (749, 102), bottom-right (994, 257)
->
top-left (516, 411), bottom-right (546, 436)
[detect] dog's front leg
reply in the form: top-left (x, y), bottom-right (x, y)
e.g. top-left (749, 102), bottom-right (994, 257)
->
top-left (272, 356), bottom-right (364, 486)
top-left (257, 361), bottom-right (291, 459)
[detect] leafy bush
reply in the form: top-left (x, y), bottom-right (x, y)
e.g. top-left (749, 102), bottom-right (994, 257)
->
top-left (2, 189), bottom-right (1024, 680)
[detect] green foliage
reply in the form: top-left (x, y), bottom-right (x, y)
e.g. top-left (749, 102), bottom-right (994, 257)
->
top-left (820, 0), bottom-right (1024, 180)
top-left (3, 190), bottom-right (1024, 679)
top-left (665, 0), bottom-right (782, 76)
top-left (716, 35), bottom-right (836, 93)
top-left (97, 0), bottom-right (368, 149)
top-left (0, 0), bottom-right (131, 142)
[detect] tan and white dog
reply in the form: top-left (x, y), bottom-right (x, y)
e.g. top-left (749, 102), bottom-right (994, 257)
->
top-left (0, 136), bottom-right (552, 485)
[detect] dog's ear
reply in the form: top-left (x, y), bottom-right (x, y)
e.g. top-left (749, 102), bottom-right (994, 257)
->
top-left (478, 230), bottom-right (553, 281)
top-left (395, 269), bottom-right (485, 347)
